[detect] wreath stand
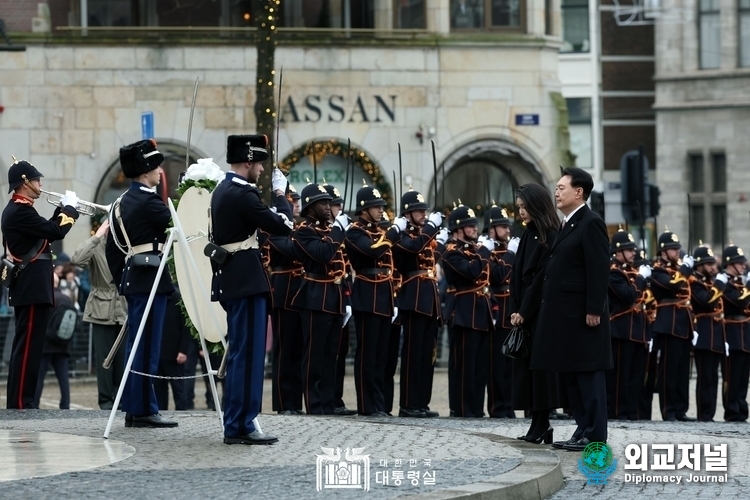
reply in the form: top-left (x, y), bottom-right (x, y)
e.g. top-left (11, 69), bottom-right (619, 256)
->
top-left (103, 199), bottom-right (264, 439)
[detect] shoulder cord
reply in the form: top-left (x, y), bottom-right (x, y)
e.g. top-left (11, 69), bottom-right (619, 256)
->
top-left (108, 193), bottom-right (131, 256)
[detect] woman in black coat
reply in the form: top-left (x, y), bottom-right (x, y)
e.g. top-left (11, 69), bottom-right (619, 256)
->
top-left (508, 183), bottom-right (561, 444)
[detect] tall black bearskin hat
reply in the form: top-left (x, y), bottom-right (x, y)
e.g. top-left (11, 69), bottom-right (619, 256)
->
top-left (119, 139), bottom-right (164, 179)
top-left (226, 134), bottom-right (269, 164)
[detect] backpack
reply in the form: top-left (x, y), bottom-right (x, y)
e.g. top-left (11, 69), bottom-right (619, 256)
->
top-left (47, 300), bottom-right (78, 342)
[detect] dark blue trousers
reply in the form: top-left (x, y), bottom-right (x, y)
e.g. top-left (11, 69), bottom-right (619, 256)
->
top-left (222, 295), bottom-right (266, 437)
top-left (123, 293), bottom-right (167, 417)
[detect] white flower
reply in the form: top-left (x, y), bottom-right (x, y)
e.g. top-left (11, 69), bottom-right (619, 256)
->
top-left (183, 158), bottom-right (225, 184)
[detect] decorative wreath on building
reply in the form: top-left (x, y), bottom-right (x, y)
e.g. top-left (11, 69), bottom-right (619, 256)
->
top-left (278, 139), bottom-right (394, 213)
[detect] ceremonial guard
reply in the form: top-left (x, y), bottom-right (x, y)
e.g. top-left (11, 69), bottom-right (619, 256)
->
top-left (265, 184), bottom-right (304, 415)
top-left (391, 189), bottom-right (443, 418)
top-left (104, 140), bottom-right (175, 427)
top-left (690, 244), bottom-right (727, 422)
top-left (650, 229), bottom-right (696, 422)
top-left (292, 182), bottom-right (348, 415)
top-left (345, 183), bottom-right (402, 416)
top-left (442, 203), bottom-right (495, 418)
top-left (208, 134), bottom-right (293, 444)
top-left (634, 249), bottom-right (658, 420)
top-left (606, 229), bottom-right (650, 420)
top-left (2, 158), bottom-right (79, 409)
top-left (323, 181), bottom-right (357, 416)
top-left (720, 244), bottom-right (750, 422)
top-left (480, 204), bottom-right (517, 419)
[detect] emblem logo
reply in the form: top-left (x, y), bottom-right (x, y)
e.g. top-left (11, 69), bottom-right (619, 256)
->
top-left (317, 185), bottom-right (327, 193)
top-left (739, 248), bottom-right (745, 256)
top-left (500, 208), bottom-right (508, 218)
top-left (372, 189), bottom-right (381, 199)
top-left (316, 447), bottom-right (370, 491)
top-left (416, 193), bottom-right (425, 203)
top-left (467, 208), bottom-right (476, 218)
top-left (578, 442), bottom-right (617, 485)
top-left (707, 248), bottom-right (714, 257)
top-left (58, 213), bottom-right (76, 227)
top-left (333, 187), bottom-right (340, 197)
top-left (628, 234), bottom-right (634, 242)
top-left (671, 233), bottom-right (679, 242)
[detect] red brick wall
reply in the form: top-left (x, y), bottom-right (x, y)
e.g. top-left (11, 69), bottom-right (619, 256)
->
top-left (0, 0), bottom-right (45, 32)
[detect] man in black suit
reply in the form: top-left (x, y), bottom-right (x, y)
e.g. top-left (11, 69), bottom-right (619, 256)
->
top-left (533, 167), bottom-right (612, 451)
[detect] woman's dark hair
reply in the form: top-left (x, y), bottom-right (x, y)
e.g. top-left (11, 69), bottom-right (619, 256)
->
top-left (515, 183), bottom-right (559, 244)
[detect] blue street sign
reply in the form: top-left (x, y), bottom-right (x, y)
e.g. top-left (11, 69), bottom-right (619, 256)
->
top-left (515, 114), bottom-right (539, 126)
top-left (141, 111), bottom-right (154, 140)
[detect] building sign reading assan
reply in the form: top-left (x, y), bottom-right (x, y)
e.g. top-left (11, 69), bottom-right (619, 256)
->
top-left (280, 95), bottom-right (397, 124)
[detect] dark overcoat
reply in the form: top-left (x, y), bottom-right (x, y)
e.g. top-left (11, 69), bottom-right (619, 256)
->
top-left (508, 222), bottom-right (560, 410)
top-left (532, 205), bottom-right (613, 372)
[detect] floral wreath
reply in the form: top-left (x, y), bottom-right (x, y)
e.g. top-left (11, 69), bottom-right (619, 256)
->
top-left (171, 158), bottom-right (226, 353)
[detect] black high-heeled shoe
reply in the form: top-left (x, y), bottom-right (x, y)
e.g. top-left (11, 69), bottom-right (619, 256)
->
top-left (516, 434), bottom-right (530, 441)
top-left (526, 427), bottom-right (553, 445)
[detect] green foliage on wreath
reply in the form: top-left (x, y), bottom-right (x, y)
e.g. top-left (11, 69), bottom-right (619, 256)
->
top-left (170, 177), bottom-right (225, 354)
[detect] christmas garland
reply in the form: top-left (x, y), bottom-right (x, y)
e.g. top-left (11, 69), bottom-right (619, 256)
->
top-left (278, 139), bottom-right (394, 217)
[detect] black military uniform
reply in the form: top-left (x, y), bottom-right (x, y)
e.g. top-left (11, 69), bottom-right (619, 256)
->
top-left (292, 183), bottom-right (347, 415)
top-left (2, 159), bottom-right (78, 409)
top-left (322, 182), bottom-right (357, 416)
top-left (483, 205), bottom-right (515, 419)
top-left (442, 204), bottom-right (495, 418)
top-left (380, 212), bottom-right (402, 416)
top-left (345, 184), bottom-right (400, 416)
top-left (209, 135), bottom-right (293, 444)
top-left (635, 249), bottom-right (658, 420)
top-left (391, 190), bottom-right (442, 418)
top-left (650, 230), bottom-right (694, 422)
top-left (690, 245), bottom-right (726, 422)
top-left (265, 185), bottom-right (304, 415)
top-left (105, 139), bottom-right (176, 427)
top-left (606, 230), bottom-right (649, 420)
top-left (720, 244), bottom-right (750, 421)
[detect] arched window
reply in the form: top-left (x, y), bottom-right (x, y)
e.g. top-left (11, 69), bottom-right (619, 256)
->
top-left (279, 139), bottom-right (394, 213)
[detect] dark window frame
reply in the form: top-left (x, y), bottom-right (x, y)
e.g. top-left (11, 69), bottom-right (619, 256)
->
top-left (393, 0), bottom-right (428, 29)
top-left (687, 150), bottom-right (726, 249)
top-left (560, 0), bottom-right (590, 53)
top-left (698, 0), bottom-right (721, 70)
top-left (449, 0), bottom-right (527, 33)
top-left (739, 0), bottom-right (750, 67)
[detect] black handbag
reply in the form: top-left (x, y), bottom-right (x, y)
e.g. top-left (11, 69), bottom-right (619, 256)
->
top-left (203, 242), bottom-right (228, 264)
top-left (501, 326), bottom-right (531, 359)
top-left (130, 253), bottom-right (161, 268)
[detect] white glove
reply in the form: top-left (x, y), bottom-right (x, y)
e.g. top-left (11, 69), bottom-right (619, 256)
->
top-left (343, 305), bottom-right (352, 326)
top-left (271, 168), bottom-right (286, 193)
top-left (391, 307), bottom-right (398, 324)
top-left (477, 234), bottom-right (489, 245)
top-left (427, 211), bottom-right (443, 228)
top-left (59, 190), bottom-right (79, 209)
top-left (481, 238), bottom-right (496, 252)
top-left (436, 227), bottom-right (449, 245)
top-left (492, 318), bottom-right (497, 327)
top-left (682, 255), bottom-right (695, 269)
top-left (638, 265), bottom-right (652, 279)
top-left (715, 272), bottom-right (729, 284)
top-left (725, 342), bottom-right (730, 357)
top-left (393, 216), bottom-right (408, 232)
top-left (334, 213), bottom-right (351, 232)
top-left (507, 237), bottom-right (520, 254)
top-left (742, 273), bottom-right (749, 286)
top-left (692, 331), bottom-right (699, 346)
top-left (648, 339), bottom-right (653, 353)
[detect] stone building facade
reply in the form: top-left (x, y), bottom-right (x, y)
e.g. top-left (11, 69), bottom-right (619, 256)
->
top-left (655, 0), bottom-right (750, 251)
top-left (0, 0), bottom-right (569, 253)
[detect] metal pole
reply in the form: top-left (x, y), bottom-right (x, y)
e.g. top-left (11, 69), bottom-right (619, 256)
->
top-left (80, 0), bottom-right (88, 36)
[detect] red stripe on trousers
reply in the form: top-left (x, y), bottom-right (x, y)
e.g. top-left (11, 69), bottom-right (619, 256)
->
top-left (18, 304), bottom-right (35, 408)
